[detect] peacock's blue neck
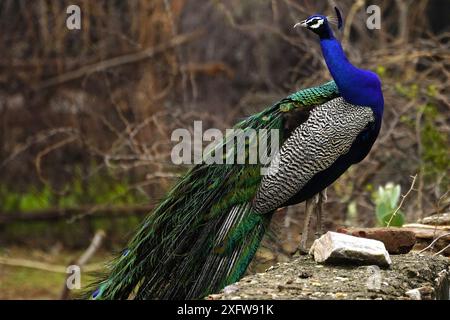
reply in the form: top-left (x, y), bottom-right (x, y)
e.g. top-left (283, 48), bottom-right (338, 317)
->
top-left (320, 37), bottom-right (384, 124)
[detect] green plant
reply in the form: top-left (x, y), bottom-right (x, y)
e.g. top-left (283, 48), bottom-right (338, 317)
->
top-left (0, 174), bottom-right (146, 213)
top-left (372, 183), bottom-right (405, 227)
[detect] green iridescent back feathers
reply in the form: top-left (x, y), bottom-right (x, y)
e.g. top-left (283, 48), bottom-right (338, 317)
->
top-left (87, 81), bottom-right (339, 300)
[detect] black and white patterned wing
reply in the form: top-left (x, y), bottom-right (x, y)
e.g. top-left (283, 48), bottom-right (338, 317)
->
top-left (252, 97), bottom-right (374, 214)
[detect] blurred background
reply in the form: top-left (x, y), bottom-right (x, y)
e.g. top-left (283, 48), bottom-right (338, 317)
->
top-left (0, 0), bottom-right (448, 299)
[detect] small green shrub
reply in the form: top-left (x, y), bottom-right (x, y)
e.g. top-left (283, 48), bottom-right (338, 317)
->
top-left (372, 183), bottom-right (405, 227)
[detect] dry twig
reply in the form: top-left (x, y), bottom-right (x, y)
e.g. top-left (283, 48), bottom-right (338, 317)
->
top-left (387, 174), bottom-right (418, 227)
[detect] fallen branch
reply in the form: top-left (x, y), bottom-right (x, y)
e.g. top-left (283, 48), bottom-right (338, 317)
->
top-left (0, 256), bottom-right (103, 273)
top-left (60, 230), bottom-right (106, 300)
top-left (0, 204), bottom-right (153, 224)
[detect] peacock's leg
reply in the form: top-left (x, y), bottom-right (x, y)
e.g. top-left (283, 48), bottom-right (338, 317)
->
top-left (297, 198), bottom-right (314, 255)
top-left (315, 188), bottom-right (327, 238)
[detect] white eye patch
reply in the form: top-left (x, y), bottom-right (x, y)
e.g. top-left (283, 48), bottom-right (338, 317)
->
top-left (308, 18), bottom-right (324, 29)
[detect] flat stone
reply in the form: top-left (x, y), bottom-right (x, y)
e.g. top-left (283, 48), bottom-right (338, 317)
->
top-left (418, 213), bottom-right (450, 226)
top-left (337, 227), bottom-right (416, 254)
top-left (309, 231), bottom-right (392, 268)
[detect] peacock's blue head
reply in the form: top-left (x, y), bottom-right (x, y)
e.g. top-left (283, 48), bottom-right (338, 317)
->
top-left (295, 8), bottom-right (343, 39)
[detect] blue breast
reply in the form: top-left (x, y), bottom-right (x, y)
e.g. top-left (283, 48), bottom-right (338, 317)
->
top-left (320, 37), bottom-right (384, 125)
top-left (287, 32), bottom-right (384, 204)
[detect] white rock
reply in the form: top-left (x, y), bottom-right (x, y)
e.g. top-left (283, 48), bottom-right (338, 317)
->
top-left (309, 231), bottom-right (392, 267)
top-left (405, 289), bottom-right (422, 300)
top-left (222, 284), bottom-right (239, 295)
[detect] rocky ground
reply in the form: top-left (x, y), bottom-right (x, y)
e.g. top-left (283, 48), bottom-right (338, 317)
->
top-left (208, 252), bottom-right (450, 300)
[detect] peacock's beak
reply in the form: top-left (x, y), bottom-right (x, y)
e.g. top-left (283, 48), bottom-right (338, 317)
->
top-left (294, 20), bottom-right (307, 28)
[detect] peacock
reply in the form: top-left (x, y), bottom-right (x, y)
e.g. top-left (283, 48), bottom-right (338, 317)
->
top-left (88, 8), bottom-right (384, 300)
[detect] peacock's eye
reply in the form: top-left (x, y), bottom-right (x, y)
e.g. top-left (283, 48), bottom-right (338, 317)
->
top-left (307, 18), bottom-right (324, 29)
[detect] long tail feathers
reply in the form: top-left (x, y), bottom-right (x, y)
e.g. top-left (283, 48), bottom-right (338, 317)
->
top-left (188, 203), bottom-right (269, 298)
top-left (86, 184), bottom-right (271, 300)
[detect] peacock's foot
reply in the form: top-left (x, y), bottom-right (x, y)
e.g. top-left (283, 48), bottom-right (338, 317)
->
top-left (293, 234), bottom-right (311, 256)
top-left (295, 245), bottom-right (310, 256)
